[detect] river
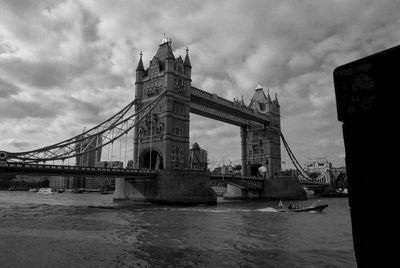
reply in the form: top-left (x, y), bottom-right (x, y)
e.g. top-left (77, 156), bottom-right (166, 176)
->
top-left (0, 191), bottom-right (356, 267)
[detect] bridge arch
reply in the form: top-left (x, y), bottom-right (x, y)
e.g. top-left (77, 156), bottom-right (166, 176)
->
top-left (139, 149), bottom-right (163, 170)
top-left (250, 164), bottom-right (263, 177)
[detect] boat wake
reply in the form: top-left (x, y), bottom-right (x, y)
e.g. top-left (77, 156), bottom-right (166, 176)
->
top-left (255, 207), bottom-right (279, 212)
top-left (169, 207), bottom-right (280, 213)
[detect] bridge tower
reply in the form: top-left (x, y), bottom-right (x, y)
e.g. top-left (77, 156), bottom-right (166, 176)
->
top-left (243, 85), bottom-right (281, 178)
top-left (133, 38), bottom-right (192, 170)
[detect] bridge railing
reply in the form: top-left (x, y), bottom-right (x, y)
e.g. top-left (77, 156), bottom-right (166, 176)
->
top-left (1, 162), bottom-right (157, 175)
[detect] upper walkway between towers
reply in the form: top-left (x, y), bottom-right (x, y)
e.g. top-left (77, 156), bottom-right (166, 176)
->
top-left (190, 86), bottom-right (270, 126)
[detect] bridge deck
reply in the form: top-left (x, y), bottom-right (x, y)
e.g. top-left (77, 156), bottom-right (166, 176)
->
top-left (211, 174), bottom-right (329, 189)
top-left (0, 162), bottom-right (157, 179)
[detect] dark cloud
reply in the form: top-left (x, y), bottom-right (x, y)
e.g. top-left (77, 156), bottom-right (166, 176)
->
top-left (0, 59), bottom-right (74, 89)
top-left (67, 96), bottom-right (103, 124)
top-left (0, 77), bottom-right (20, 98)
top-left (0, 97), bottom-right (60, 119)
top-left (7, 140), bottom-right (36, 150)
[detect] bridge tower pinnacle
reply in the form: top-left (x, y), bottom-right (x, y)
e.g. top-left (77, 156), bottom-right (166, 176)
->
top-left (244, 85), bottom-right (281, 178)
top-left (133, 39), bottom-right (192, 170)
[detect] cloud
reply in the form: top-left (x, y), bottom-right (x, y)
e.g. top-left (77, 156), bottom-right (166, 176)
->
top-left (0, 139), bottom-right (36, 150)
top-left (1, 0), bottom-right (400, 166)
top-left (0, 77), bottom-right (20, 98)
top-left (0, 97), bottom-right (60, 119)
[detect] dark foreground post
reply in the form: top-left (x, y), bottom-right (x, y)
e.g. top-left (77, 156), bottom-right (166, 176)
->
top-left (333, 45), bottom-right (399, 267)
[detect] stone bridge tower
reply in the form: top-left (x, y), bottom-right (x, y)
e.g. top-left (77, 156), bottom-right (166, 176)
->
top-left (133, 38), bottom-right (192, 170)
top-left (243, 85), bottom-right (281, 178)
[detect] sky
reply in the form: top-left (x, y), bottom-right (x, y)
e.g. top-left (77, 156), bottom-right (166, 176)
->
top-left (1, 0), bottom-right (399, 169)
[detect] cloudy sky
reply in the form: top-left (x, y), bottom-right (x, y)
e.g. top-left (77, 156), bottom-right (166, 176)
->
top-left (1, 0), bottom-right (399, 169)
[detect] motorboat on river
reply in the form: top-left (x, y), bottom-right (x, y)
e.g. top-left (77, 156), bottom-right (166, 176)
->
top-left (277, 200), bottom-right (328, 213)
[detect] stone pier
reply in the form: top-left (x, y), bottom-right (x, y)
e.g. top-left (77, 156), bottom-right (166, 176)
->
top-left (223, 183), bottom-right (262, 200)
top-left (113, 169), bottom-right (217, 205)
top-left (263, 176), bottom-right (307, 200)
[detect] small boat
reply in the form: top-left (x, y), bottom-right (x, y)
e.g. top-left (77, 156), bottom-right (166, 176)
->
top-left (37, 188), bottom-right (54, 194)
top-left (29, 188), bottom-right (39, 192)
top-left (277, 200), bottom-right (328, 213)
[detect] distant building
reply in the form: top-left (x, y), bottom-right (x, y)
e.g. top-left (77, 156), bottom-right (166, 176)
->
top-left (126, 160), bottom-right (134, 168)
top-left (75, 134), bottom-right (102, 167)
top-left (189, 143), bottom-right (208, 170)
top-left (49, 176), bottom-right (75, 189)
top-left (73, 134), bottom-right (102, 189)
top-left (85, 177), bottom-right (115, 190)
top-left (84, 161), bottom-right (123, 189)
top-left (304, 158), bottom-right (332, 171)
top-left (304, 158), bottom-right (333, 184)
top-left (331, 166), bottom-right (348, 189)
top-left (212, 164), bottom-right (241, 175)
top-left (221, 165), bottom-right (233, 174)
top-left (97, 161), bottom-right (123, 168)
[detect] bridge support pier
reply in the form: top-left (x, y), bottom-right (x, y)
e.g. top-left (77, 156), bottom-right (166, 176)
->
top-left (223, 183), bottom-right (263, 200)
top-left (113, 178), bottom-right (126, 200)
top-left (114, 170), bottom-right (217, 205)
top-left (240, 126), bottom-right (248, 177)
top-left (223, 183), bottom-right (243, 200)
top-left (263, 176), bottom-right (307, 200)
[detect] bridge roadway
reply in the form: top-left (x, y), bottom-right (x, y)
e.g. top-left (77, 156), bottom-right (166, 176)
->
top-left (298, 179), bottom-right (330, 189)
top-left (210, 174), bottom-right (330, 190)
top-left (0, 162), bottom-right (156, 179)
top-left (190, 86), bottom-right (270, 126)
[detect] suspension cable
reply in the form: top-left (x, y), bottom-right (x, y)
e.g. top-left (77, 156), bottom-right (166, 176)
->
top-left (6, 91), bottom-right (166, 162)
top-left (280, 132), bottom-right (322, 182)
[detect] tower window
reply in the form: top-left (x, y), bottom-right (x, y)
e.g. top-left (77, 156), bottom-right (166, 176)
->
top-left (180, 145), bottom-right (184, 161)
top-left (253, 145), bottom-right (259, 155)
top-left (253, 132), bottom-right (259, 140)
top-left (172, 144), bottom-right (176, 160)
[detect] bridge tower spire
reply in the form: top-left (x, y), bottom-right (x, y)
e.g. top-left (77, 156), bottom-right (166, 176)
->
top-left (184, 47), bottom-right (192, 68)
top-left (133, 38), bottom-right (192, 170)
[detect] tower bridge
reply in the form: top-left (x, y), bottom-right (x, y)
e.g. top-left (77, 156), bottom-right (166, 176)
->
top-left (0, 38), bottom-right (327, 204)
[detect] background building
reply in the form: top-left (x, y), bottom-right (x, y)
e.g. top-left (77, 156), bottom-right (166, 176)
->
top-left (84, 161), bottom-right (123, 190)
top-left (75, 134), bottom-right (102, 167)
top-left (189, 143), bottom-right (208, 170)
top-left (49, 176), bottom-right (74, 189)
top-left (304, 158), bottom-right (332, 171)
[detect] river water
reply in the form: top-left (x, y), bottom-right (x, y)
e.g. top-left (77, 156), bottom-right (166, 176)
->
top-left (0, 191), bottom-right (356, 267)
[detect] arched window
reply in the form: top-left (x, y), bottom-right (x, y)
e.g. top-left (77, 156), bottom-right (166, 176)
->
top-left (172, 144), bottom-right (176, 160)
top-left (180, 145), bottom-right (184, 161)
